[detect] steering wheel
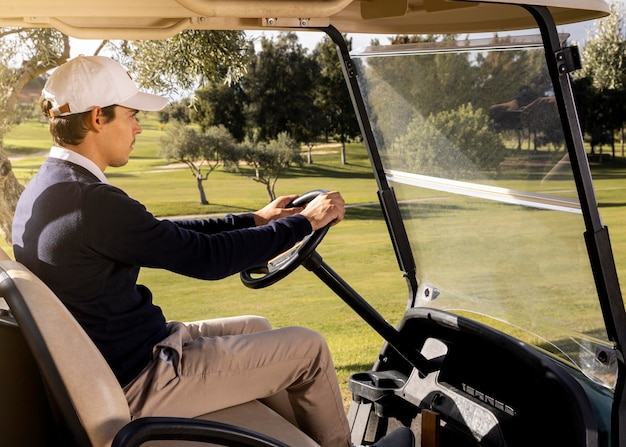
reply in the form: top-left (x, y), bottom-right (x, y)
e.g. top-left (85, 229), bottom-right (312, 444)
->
top-left (240, 189), bottom-right (331, 289)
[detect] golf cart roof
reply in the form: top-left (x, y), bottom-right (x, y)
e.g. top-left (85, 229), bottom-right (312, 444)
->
top-left (0, 0), bottom-right (609, 39)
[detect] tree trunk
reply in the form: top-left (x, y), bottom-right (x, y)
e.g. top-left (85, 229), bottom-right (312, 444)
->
top-left (196, 175), bottom-right (208, 205)
top-left (612, 134), bottom-right (616, 159)
top-left (0, 32), bottom-right (71, 245)
top-left (266, 182), bottom-right (275, 202)
top-left (0, 149), bottom-right (25, 244)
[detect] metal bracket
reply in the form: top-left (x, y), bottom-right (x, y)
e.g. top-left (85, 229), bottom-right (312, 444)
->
top-left (555, 46), bottom-right (582, 76)
top-left (344, 59), bottom-right (357, 79)
top-left (262, 17), bottom-right (329, 27)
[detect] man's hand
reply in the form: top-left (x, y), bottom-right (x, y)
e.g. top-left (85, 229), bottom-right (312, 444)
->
top-left (253, 191), bottom-right (346, 231)
top-left (253, 194), bottom-right (301, 226)
top-left (299, 191), bottom-right (345, 231)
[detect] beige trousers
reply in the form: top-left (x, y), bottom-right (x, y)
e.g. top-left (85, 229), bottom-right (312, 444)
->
top-left (123, 315), bottom-right (351, 447)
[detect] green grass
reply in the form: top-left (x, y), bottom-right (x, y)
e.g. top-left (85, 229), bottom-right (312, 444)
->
top-left (5, 117), bottom-right (626, 408)
top-left (2, 119), bottom-right (51, 154)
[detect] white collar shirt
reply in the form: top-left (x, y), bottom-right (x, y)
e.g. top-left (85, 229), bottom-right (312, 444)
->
top-left (48, 146), bottom-right (109, 184)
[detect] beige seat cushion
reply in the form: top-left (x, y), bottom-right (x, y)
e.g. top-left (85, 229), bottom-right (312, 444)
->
top-left (200, 401), bottom-right (319, 446)
top-left (143, 401), bottom-right (320, 446)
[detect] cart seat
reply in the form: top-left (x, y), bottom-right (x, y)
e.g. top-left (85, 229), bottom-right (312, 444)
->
top-left (0, 248), bottom-right (319, 447)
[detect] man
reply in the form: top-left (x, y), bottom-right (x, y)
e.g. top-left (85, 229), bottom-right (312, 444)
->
top-left (12, 56), bottom-right (412, 447)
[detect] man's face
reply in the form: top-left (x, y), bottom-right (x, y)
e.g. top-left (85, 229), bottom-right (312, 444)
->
top-left (100, 106), bottom-right (142, 168)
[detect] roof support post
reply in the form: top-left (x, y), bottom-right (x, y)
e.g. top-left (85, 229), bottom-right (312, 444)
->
top-left (524, 5), bottom-right (626, 447)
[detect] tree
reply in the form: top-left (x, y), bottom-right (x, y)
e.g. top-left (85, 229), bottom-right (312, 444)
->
top-left (392, 103), bottom-right (506, 179)
top-left (190, 83), bottom-right (246, 142)
top-left (361, 34), bottom-right (478, 149)
top-left (367, 34), bottom-right (473, 118)
top-left (576, 1), bottom-right (626, 156)
top-left (158, 99), bottom-right (191, 125)
top-left (474, 38), bottom-right (549, 111)
top-left (313, 35), bottom-right (360, 164)
top-left (579, 1), bottom-right (626, 92)
top-left (241, 32), bottom-right (321, 144)
top-left (240, 132), bottom-right (303, 201)
top-left (159, 123), bottom-right (238, 205)
top-left (119, 30), bottom-right (252, 96)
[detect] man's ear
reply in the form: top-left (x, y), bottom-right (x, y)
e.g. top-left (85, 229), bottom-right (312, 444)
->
top-left (86, 107), bottom-right (103, 131)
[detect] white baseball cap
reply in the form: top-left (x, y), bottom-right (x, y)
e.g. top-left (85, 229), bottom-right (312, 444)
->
top-left (42, 55), bottom-right (169, 117)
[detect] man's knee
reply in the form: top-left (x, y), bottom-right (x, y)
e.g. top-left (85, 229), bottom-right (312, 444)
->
top-left (285, 326), bottom-right (333, 361)
top-left (244, 315), bottom-right (272, 332)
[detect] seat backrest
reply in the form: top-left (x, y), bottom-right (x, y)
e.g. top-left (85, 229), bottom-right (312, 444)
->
top-left (0, 256), bottom-right (131, 447)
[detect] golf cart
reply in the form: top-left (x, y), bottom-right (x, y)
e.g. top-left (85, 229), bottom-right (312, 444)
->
top-left (0, 0), bottom-right (623, 446)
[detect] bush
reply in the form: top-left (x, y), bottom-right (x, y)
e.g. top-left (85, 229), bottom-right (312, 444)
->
top-left (392, 103), bottom-right (506, 179)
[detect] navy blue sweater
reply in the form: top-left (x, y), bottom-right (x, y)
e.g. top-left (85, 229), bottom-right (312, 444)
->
top-left (12, 157), bottom-right (312, 386)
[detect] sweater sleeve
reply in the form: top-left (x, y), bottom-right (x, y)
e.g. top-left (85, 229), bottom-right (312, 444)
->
top-left (170, 213), bottom-right (257, 234)
top-left (82, 184), bottom-right (312, 280)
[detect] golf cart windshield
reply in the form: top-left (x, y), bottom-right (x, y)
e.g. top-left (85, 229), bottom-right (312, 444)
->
top-left (351, 34), bottom-right (617, 390)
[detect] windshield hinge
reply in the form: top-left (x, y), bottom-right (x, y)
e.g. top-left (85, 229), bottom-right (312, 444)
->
top-left (555, 46), bottom-right (581, 76)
